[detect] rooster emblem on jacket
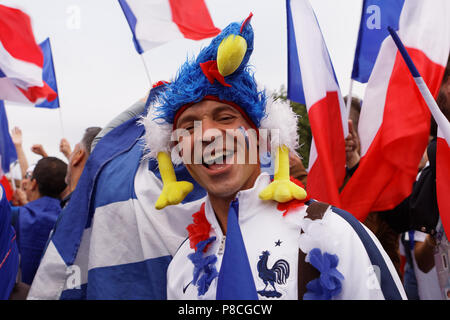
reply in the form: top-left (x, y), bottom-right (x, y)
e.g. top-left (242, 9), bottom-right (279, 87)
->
top-left (257, 251), bottom-right (290, 298)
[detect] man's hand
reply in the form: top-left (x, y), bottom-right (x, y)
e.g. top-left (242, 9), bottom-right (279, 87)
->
top-left (11, 127), bottom-right (23, 147)
top-left (59, 138), bottom-right (72, 159)
top-left (13, 189), bottom-right (28, 206)
top-left (31, 144), bottom-right (48, 158)
top-left (345, 119), bottom-right (360, 169)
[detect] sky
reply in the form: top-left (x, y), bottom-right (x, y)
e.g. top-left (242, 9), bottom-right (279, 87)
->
top-left (1, 0), bottom-right (366, 178)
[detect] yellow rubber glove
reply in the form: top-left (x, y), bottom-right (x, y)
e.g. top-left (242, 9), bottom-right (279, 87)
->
top-left (259, 145), bottom-right (307, 203)
top-left (155, 152), bottom-right (193, 210)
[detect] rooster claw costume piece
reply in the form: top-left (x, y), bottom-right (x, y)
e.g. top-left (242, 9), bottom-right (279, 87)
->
top-left (142, 13), bottom-right (306, 209)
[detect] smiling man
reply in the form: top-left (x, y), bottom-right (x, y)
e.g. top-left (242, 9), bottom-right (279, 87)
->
top-left (142, 16), bottom-right (406, 300)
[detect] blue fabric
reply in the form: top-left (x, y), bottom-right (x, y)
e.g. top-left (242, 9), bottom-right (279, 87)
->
top-left (188, 236), bottom-right (218, 296)
top-left (387, 26), bottom-right (421, 77)
top-left (86, 255), bottom-right (172, 300)
top-left (0, 186), bottom-right (19, 300)
top-left (216, 199), bottom-right (258, 300)
top-left (118, 0), bottom-right (144, 54)
top-left (351, 0), bottom-right (405, 83)
top-left (0, 100), bottom-right (17, 173)
top-left (286, 0), bottom-right (305, 105)
top-left (35, 38), bottom-right (59, 109)
top-left (303, 248), bottom-right (344, 300)
top-left (17, 196), bottom-right (61, 285)
top-left (330, 205), bottom-right (403, 300)
top-left (51, 115), bottom-right (146, 266)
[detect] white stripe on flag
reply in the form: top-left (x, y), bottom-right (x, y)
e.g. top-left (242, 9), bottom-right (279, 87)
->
top-left (0, 40), bottom-right (43, 88)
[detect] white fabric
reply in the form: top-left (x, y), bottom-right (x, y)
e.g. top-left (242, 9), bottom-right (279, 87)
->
top-left (126, 0), bottom-right (183, 51)
top-left (167, 173), bottom-right (406, 300)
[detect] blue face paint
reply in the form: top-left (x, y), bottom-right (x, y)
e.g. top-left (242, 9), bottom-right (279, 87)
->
top-left (238, 126), bottom-right (249, 150)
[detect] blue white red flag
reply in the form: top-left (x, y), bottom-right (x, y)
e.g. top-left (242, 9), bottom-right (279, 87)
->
top-left (351, 0), bottom-right (405, 83)
top-left (286, 0), bottom-right (347, 207)
top-left (388, 26), bottom-right (450, 238)
top-left (118, 0), bottom-right (220, 54)
top-left (0, 5), bottom-right (57, 104)
top-left (0, 100), bottom-right (17, 174)
top-left (340, 0), bottom-right (450, 221)
top-left (35, 38), bottom-right (59, 109)
top-left (28, 88), bottom-right (207, 299)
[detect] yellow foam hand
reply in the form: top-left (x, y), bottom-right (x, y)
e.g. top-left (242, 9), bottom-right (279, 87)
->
top-left (217, 34), bottom-right (247, 77)
top-left (155, 152), bottom-right (193, 210)
top-left (259, 145), bottom-right (307, 203)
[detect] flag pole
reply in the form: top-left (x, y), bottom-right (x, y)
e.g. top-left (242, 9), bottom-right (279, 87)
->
top-left (388, 26), bottom-right (450, 144)
top-left (345, 79), bottom-right (354, 121)
top-left (58, 107), bottom-right (65, 138)
top-left (140, 54), bottom-right (153, 87)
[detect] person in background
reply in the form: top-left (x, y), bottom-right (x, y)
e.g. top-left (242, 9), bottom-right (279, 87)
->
top-left (62, 127), bottom-right (101, 208)
top-left (10, 157), bottom-right (67, 285)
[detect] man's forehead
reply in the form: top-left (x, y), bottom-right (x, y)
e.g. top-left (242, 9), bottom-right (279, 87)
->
top-left (175, 100), bottom-right (241, 124)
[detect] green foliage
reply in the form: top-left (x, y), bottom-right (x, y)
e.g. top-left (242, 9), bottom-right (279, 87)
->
top-left (272, 86), bottom-right (312, 168)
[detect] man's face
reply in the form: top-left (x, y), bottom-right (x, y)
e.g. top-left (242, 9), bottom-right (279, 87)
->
top-left (175, 99), bottom-right (260, 199)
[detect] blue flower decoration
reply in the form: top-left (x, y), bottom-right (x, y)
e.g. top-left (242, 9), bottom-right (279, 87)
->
top-left (188, 236), bottom-right (219, 296)
top-left (303, 248), bottom-right (344, 300)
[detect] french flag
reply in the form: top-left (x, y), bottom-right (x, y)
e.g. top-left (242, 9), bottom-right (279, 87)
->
top-left (286, 0), bottom-right (347, 206)
top-left (340, 0), bottom-right (450, 221)
top-left (118, 0), bottom-right (220, 54)
top-left (0, 5), bottom-right (57, 104)
top-left (35, 38), bottom-right (59, 109)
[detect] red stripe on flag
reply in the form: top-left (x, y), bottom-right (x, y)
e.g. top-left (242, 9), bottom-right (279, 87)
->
top-left (18, 81), bottom-right (57, 104)
top-left (340, 48), bottom-right (445, 221)
top-left (168, 0), bottom-right (220, 40)
top-left (0, 175), bottom-right (13, 201)
top-left (307, 91), bottom-right (346, 207)
top-left (0, 5), bottom-right (43, 68)
top-left (436, 137), bottom-right (450, 238)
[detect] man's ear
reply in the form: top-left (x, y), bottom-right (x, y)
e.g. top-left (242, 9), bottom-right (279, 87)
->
top-left (30, 179), bottom-right (38, 191)
top-left (72, 148), bottom-right (86, 167)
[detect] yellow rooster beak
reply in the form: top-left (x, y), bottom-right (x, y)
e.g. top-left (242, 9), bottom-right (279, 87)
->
top-left (155, 152), bottom-right (193, 210)
top-left (259, 145), bottom-right (307, 203)
top-left (217, 34), bottom-right (247, 77)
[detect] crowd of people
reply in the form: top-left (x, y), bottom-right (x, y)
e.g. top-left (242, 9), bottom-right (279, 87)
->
top-left (1, 16), bottom-right (449, 301)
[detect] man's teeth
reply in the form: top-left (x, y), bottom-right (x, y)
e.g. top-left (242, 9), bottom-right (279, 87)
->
top-left (203, 150), bottom-right (234, 165)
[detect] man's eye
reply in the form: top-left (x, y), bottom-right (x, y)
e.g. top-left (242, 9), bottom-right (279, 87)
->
top-left (219, 115), bottom-right (235, 122)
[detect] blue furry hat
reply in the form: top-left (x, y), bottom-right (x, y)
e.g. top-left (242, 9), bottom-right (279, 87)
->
top-left (154, 14), bottom-right (267, 128)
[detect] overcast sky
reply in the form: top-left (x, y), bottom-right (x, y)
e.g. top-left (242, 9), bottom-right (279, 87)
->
top-left (2, 0), bottom-right (365, 178)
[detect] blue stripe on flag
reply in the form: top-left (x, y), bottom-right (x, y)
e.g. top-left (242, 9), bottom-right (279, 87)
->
top-left (330, 206), bottom-right (403, 300)
top-left (118, 0), bottom-right (144, 54)
top-left (36, 38), bottom-right (59, 109)
top-left (85, 255), bottom-right (172, 299)
top-left (351, 0), bottom-right (405, 83)
top-left (51, 115), bottom-right (145, 265)
top-left (92, 140), bottom-right (141, 210)
top-left (0, 68), bottom-right (6, 78)
top-left (0, 100), bottom-right (17, 173)
top-left (286, 0), bottom-right (306, 105)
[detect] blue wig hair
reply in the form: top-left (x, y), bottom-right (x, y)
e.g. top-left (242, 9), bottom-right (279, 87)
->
top-left (154, 16), bottom-right (267, 128)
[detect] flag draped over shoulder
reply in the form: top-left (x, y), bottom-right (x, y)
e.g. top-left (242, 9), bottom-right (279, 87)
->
top-left (0, 5), bottom-right (56, 104)
top-left (436, 128), bottom-right (450, 237)
top-left (0, 100), bottom-right (17, 174)
top-left (118, 0), bottom-right (220, 53)
top-left (35, 38), bottom-right (59, 109)
top-left (28, 99), bottom-right (207, 299)
top-left (286, 0), bottom-right (347, 207)
top-left (340, 0), bottom-right (450, 221)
